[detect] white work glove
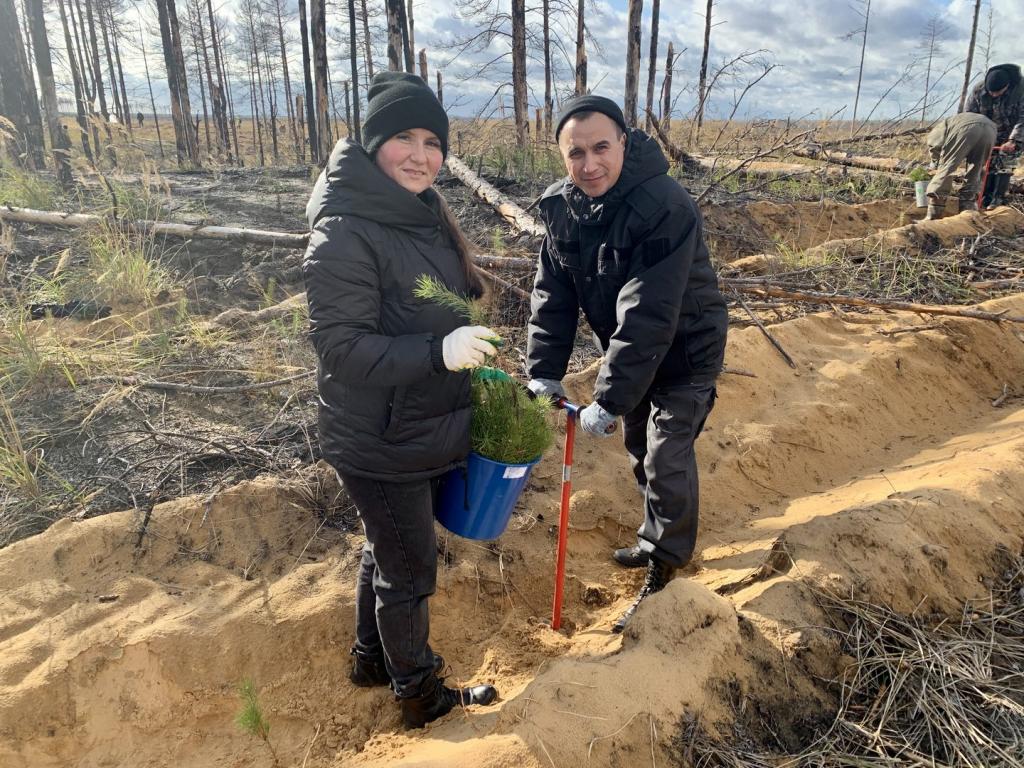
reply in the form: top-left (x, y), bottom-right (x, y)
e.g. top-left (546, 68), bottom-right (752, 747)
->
top-left (527, 378), bottom-right (566, 401)
top-left (441, 325), bottom-right (499, 371)
top-left (580, 402), bottom-right (617, 437)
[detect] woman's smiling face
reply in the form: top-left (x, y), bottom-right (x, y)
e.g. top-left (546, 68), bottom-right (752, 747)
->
top-left (374, 128), bottom-right (444, 194)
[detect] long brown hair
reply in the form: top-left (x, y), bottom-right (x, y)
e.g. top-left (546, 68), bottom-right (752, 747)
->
top-left (434, 192), bottom-right (486, 299)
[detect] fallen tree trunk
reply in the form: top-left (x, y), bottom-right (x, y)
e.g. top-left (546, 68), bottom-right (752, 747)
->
top-left (445, 155), bottom-right (546, 238)
top-left (821, 125), bottom-right (932, 148)
top-left (722, 278), bottom-right (1024, 324)
top-left (0, 205), bottom-right (309, 248)
top-left (0, 205), bottom-right (537, 269)
top-left (792, 146), bottom-right (912, 173)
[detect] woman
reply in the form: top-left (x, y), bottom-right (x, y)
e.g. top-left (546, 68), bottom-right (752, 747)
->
top-left (303, 72), bottom-right (499, 728)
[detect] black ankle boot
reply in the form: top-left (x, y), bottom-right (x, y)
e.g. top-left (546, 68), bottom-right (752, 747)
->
top-left (350, 648), bottom-right (445, 688)
top-left (400, 672), bottom-right (498, 729)
top-left (612, 544), bottom-right (650, 568)
top-left (611, 557), bottom-right (676, 634)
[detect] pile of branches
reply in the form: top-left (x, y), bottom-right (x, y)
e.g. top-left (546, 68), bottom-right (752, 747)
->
top-left (677, 550), bottom-right (1024, 766)
top-left (724, 233), bottom-right (1024, 311)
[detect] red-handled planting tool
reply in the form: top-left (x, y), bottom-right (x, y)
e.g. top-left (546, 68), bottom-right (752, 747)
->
top-left (550, 399), bottom-right (616, 630)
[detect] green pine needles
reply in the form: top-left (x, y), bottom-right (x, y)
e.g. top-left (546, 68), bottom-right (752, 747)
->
top-left (413, 274), bottom-right (488, 325)
top-left (235, 679), bottom-right (280, 765)
top-left (414, 273), bottom-right (554, 465)
top-left (471, 372), bottom-right (553, 464)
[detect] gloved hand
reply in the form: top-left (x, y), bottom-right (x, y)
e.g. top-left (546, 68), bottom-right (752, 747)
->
top-left (442, 325), bottom-right (499, 371)
top-left (580, 402), bottom-right (617, 437)
top-left (997, 141), bottom-right (1018, 153)
top-left (527, 378), bottom-right (566, 401)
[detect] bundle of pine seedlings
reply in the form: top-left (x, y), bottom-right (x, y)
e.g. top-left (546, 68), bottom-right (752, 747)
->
top-left (414, 275), bottom-right (553, 465)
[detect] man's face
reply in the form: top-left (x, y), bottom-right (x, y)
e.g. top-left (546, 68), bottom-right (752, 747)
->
top-left (558, 114), bottom-right (627, 198)
top-left (988, 85), bottom-right (1009, 98)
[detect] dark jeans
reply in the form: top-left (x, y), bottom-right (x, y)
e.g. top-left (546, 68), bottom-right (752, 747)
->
top-left (337, 471), bottom-right (439, 697)
top-left (621, 382), bottom-right (717, 568)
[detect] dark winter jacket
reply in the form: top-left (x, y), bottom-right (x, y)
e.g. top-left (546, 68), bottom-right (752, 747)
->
top-left (526, 128), bottom-right (728, 416)
top-left (965, 64), bottom-right (1024, 145)
top-left (303, 139), bottom-right (475, 481)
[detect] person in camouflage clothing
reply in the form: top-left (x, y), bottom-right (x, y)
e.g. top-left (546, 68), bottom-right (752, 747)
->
top-left (964, 64), bottom-right (1022, 209)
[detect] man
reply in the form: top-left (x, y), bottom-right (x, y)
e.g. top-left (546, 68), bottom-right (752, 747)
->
top-left (923, 112), bottom-right (996, 220)
top-left (526, 95), bottom-right (728, 633)
top-left (965, 64), bottom-right (1023, 208)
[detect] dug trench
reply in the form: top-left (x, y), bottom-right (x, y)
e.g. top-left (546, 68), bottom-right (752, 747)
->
top-left (2, 286), bottom-right (1024, 766)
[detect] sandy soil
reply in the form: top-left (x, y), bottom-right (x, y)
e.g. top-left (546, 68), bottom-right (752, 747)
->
top-left (1, 176), bottom-right (1023, 767)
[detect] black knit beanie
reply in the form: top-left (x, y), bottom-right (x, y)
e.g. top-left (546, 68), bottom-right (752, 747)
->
top-left (555, 95), bottom-right (628, 141)
top-left (362, 72), bottom-right (449, 158)
top-left (986, 68), bottom-right (1010, 94)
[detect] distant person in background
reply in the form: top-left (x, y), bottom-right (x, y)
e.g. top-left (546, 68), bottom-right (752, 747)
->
top-left (923, 112), bottom-right (996, 219)
top-left (964, 64), bottom-right (1023, 208)
top-left (136, 112), bottom-right (144, 128)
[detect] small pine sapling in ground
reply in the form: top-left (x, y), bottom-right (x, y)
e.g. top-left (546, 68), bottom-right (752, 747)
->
top-left (908, 166), bottom-right (930, 183)
top-left (236, 679), bottom-right (280, 766)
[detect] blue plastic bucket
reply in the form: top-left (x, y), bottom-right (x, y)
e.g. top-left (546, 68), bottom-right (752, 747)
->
top-left (436, 452), bottom-right (540, 540)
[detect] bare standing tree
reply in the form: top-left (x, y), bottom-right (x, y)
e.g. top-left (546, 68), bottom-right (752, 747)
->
top-left (26, 0), bottom-right (73, 182)
top-left (385, 0), bottom-right (411, 71)
top-left (623, 0), bottom-right (642, 126)
top-left (348, 0), bottom-right (361, 142)
top-left (845, 0), bottom-right (872, 131)
top-left (574, 0), bottom-right (586, 94)
top-left (917, 15), bottom-right (947, 125)
top-left (360, 0), bottom-right (374, 83)
top-left (298, 0), bottom-right (318, 162)
top-left (138, 18), bottom-right (165, 159)
top-left (0, 0), bottom-right (45, 167)
top-left (542, 0), bottom-right (552, 137)
top-left (695, 0), bottom-right (713, 139)
top-left (958, 0), bottom-right (981, 112)
top-left (661, 40), bottom-right (674, 133)
top-left (643, 0), bottom-right (659, 133)
top-left (510, 0), bottom-right (527, 147)
top-left (310, 0), bottom-right (331, 159)
top-left (156, 0), bottom-right (199, 165)
top-left (58, 0), bottom-right (94, 163)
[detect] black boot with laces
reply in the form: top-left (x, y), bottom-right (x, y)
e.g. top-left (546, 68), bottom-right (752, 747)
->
top-left (611, 556), bottom-right (676, 634)
top-left (400, 672), bottom-right (498, 729)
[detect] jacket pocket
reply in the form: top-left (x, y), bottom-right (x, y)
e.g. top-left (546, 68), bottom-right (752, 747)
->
top-left (597, 244), bottom-right (632, 276)
top-left (552, 238), bottom-right (582, 271)
top-left (382, 386), bottom-right (405, 441)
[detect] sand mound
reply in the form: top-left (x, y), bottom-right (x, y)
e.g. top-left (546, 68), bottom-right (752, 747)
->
top-left (3, 292), bottom-right (1024, 766)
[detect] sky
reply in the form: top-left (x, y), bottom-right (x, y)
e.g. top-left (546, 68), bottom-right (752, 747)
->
top-left (52, 0), bottom-right (1021, 124)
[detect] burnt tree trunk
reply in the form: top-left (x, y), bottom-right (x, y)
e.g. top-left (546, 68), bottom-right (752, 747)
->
top-left (348, 0), bottom-right (362, 143)
top-left (542, 0), bottom-right (551, 138)
top-left (360, 0), bottom-right (373, 82)
top-left (297, 0), bottom-right (318, 162)
top-left (108, 6), bottom-right (134, 137)
top-left (644, 0), bottom-right (659, 133)
top-left (26, 0), bottom-right (73, 182)
top-left (511, 0), bottom-right (528, 148)
top-left (310, 0), bottom-right (331, 159)
top-left (385, 0), bottom-right (402, 71)
top-left (623, 0), bottom-right (642, 127)
top-left (0, 0), bottom-right (45, 167)
top-left (696, 0), bottom-right (713, 139)
top-left (574, 0), bottom-right (586, 95)
top-left (156, 0), bottom-right (199, 165)
top-left (662, 41), bottom-right (673, 134)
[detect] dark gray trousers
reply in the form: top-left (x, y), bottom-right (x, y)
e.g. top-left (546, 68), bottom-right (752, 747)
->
top-left (621, 382), bottom-right (717, 568)
top-left (337, 472), bottom-right (439, 697)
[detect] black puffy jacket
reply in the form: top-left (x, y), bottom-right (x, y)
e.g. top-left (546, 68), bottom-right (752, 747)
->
top-left (526, 129), bottom-right (728, 416)
top-left (304, 139), bottom-right (474, 480)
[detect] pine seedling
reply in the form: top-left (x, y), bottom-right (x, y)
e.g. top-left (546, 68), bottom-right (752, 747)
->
top-left (470, 374), bottom-right (553, 465)
top-left (412, 274), bottom-right (488, 325)
top-left (236, 679), bottom-right (280, 766)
